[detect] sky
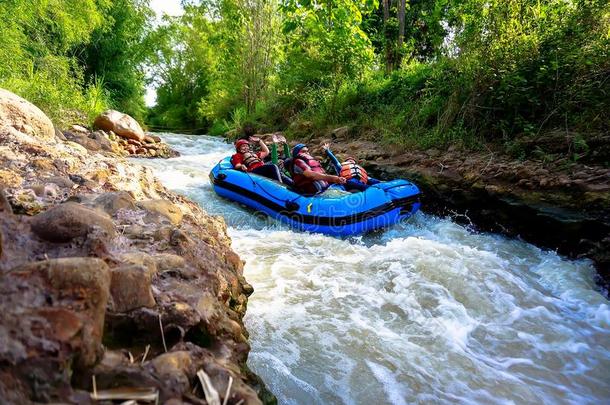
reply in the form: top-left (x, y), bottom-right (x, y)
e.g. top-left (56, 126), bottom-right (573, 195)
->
top-left (150, 0), bottom-right (184, 19)
top-left (145, 0), bottom-right (184, 106)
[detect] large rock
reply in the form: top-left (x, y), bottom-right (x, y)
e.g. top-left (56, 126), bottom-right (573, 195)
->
top-left (93, 191), bottom-right (136, 215)
top-left (93, 109), bottom-right (145, 142)
top-left (117, 252), bottom-right (158, 277)
top-left (0, 88), bottom-right (55, 141)
top-left (138, 199), bottom-right (183, 225)
top-left (110, 264), bottom-right (156, 312)
top-left (7, 258), bottom-right (111, 368)
top-left (90, 130), bottom-right (114, 151)
top-left (30, 201), bottom-right (116, 242)
top-left (63, 130), bottom-right (102, 151)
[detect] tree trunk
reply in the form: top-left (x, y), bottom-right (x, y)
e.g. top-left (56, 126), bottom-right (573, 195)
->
top-left (398, 0), bottom-right (406, 47)
top-left (382, 0), bottom-right (389, 20)
top-left (382, 0), bottom-right (391, 73)
top-left (397, 0), bottom-right (406, 67)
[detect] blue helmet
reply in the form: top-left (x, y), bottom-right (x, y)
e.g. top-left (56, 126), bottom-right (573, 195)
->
top-left (292, 143), bottom-right (306, 158)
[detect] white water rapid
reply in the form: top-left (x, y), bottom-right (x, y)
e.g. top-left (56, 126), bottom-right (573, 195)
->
top-left (137, 134), bottom-right (610, 405)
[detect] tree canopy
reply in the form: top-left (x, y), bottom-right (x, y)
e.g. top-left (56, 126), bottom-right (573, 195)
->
top-left (1, 0), bottom-right (607, 155)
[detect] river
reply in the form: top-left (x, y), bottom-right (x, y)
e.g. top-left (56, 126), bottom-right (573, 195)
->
top-left (138, 134), bottom-right (610, 405)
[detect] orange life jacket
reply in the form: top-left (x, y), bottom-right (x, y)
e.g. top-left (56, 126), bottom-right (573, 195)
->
top-left (340, 161), bottom-right (368, 184)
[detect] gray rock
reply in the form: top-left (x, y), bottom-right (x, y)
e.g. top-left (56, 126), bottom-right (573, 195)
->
top-left (30, 201), bottom-right (116, 242)
top-left (90, 130), bottom-right (114, 152)
top-left (64, 131), bottom-right (102, 151)
top-left (331, 126), bottom-right (349, 140)
top-left (93, 191), bottom-right (136, 215)
top-left (138, 199), bottom-right (183, 225)
top-left (45, 175), bottom-right (75, 189)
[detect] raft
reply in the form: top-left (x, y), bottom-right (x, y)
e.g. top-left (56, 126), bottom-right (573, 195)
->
top-left (210, 157), bottom-right (421, 236)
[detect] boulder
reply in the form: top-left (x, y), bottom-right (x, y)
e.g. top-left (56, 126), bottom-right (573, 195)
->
top-left (117, 252), bottom-right (158, 277)
top-left (63, 131), bottom-right (102, 151)
top-left (7, 188), bottom-right (44, 215)
top-left (31, 182), bottom-right (60, 199)
top-left (92, 191), bottom-right (136, 215)
top-left (138, 199), bottom-right (183, 225)
top-left (45, 176), bottom-right (75, 189)
top-left (150, 351), bottom-right (193, 390)
top-left (151, 351), bottom-right (192, 377)
top-left (110, 264), bottom-right (156, 312)
top-left (90, 130), bottom-right (114, 152)
top-left (11, 257), bottom-right (111, 368)
top-left (331, 126), bottom-right (349, 140)
top-left (0, 88), bottom-right (55, 141)
top-left (93, 110), bottom-right (145, 142)
top-left (30, 201), bottom-right (116, 242)
top-left (153, 253), bottom-right (186, 273)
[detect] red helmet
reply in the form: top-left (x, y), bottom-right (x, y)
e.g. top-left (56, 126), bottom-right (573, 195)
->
top-left (235, 139), bottom-right (249, 151)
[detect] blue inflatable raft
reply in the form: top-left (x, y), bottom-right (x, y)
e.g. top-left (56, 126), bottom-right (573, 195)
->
top-left (210, 157), bottom-right (420, 236)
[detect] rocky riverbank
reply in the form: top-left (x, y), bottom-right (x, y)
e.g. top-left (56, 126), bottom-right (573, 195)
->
top-left (305, 127), bottom-right (610, 285)
top-left (0, 89), bottom-right (275, 404)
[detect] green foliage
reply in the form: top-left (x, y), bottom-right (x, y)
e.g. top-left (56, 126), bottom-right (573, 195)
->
top-left (146, 3), bottom-right (219, 130)
top-left (277, 0), bottom-right (609, 153)
top-left (76, 0), bottom-right (154, 121)
top-left (0, 0), bottom-right (153, 127)
top-left (279, 0), bottom-right (377, 94)
top-left (0, 0), bottom-right (107, 125)
top-left (4, 0), bottom-right (605, 158)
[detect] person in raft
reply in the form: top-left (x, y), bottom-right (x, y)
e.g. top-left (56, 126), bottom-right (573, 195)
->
top-left (289, 143), bottom-right (346, 195)
top-left (322, 142), bottom-right (380, 192)
top-left (231, 137), bottom-right (284, 183)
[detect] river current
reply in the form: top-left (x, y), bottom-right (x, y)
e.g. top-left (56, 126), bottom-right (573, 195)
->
top-left (138, 134), bottom-right (610, 405)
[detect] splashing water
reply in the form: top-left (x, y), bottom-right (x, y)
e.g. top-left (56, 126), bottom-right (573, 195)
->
top-left (138, 134), bottom-right (610, 405)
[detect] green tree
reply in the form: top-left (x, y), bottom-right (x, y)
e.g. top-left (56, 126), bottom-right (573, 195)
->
top-left (0, 0), bottom-right (111, 124)
top-left (77, 0), bottom-right (154, 121)
top-left (147, 3), bottom-right (219, 129)
top-left (279, 0), bottom-right (378, 105)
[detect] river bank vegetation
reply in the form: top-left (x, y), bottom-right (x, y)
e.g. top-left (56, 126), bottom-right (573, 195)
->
top-left (1, 0), bottom-right (608, 160)
top-left (0, 0), bottom-right (152, 125)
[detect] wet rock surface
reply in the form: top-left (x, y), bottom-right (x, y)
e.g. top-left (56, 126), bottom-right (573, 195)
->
top-left (0, 89), bottom-right (274, 404)
top-left (310, 131), bottom-right (610, 283)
